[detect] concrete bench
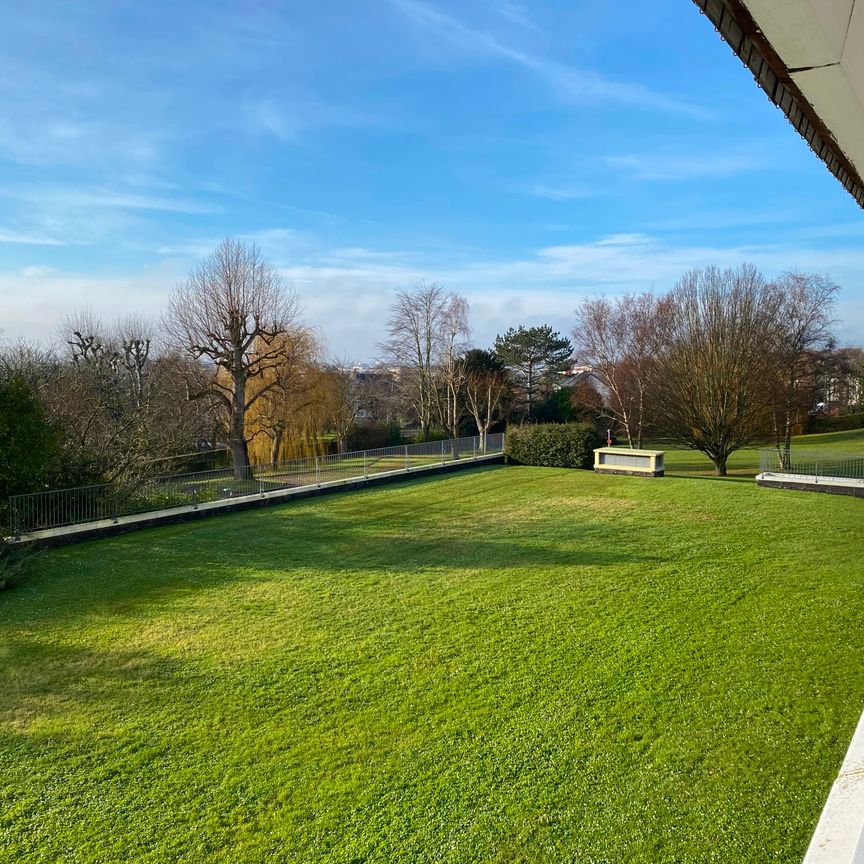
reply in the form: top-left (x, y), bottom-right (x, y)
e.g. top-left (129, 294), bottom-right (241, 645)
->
top-left (593, 447), bottom-right (665, 477)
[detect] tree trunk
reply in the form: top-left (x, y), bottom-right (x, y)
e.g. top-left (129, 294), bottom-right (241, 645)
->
top-left (230, 369), bottom-right (249, 477)
top-left (230, 436), bottom-right (250, 476)
top-left (270, 426), bottom-right (284, 464)
top-left (711, 455), bottom-right (727, 476)
top-left (782, 411), bottom-right (793, 458)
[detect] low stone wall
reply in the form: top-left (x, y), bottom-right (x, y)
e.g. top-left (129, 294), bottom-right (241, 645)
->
top-left (756, 473), bottom-right (864, 498)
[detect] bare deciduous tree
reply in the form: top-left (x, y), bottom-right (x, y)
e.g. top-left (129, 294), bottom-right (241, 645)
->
top-left (18, 312), bottom-right (211, 483)
top-left (768, 272), bottom-right (838, 463)
top-left (116, 314), bottom-right (153, 408)
top-left (380, 282), bottom-right (468, 439)
top-left (654, 264), bottom-right (783, 476)
top-left (433, 295), bottom-right (471, 452)
top-left (165, 238), bottom-right (301, 472)
top-left (573, 293), bottom-right (664, 449)
top-left (463, 349), bottom-right (512, 451)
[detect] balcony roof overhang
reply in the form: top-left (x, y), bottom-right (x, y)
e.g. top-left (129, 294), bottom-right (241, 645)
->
top-left (692, 0), bottom-right (864, 209)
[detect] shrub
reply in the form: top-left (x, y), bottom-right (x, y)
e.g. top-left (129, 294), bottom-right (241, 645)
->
top-left (0, 544), bottom-right (35, 591)
top-left (345, 422), bottom-right (404, 451)
top-left (413, 427), bottom-right (448, 443)
top-left (806, 412), bottom-right (864, 434)
top-left (505, 422), bottom-right (598, 469)
top-left (0, 378), bottom-right (59, 531)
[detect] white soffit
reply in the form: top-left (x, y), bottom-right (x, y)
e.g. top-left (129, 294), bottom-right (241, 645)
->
top-left (744, 0), bottom-right (864, 179)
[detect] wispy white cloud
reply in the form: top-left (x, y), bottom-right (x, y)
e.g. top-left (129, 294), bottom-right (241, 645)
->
top-left (0, 112), bottom-right (162, 170)
top-left (0, 267), bottom-right (183, 346)
top-left (0, 183), bottom-right (219, 250)
top-left (0, 227), bottom-right (66, 246)
top-left (1, 185), bottom-right (218, 215)
top-left (197, 181), bottom-right (347, 225)
top-left (647, 207), bottom-right (801, 232)
top-left (275, 231), bottom-right (864, 354)
top-left (246, 98), bottom-right (379, 142)
top-left (3, 234), bottom-right (864, 359)
top-left (390, 0), bottom-right (708, 116)
top-left (789, 222), bottom-right (864, 241)
top-left (529, 182), bottom-right (594, 201)
top-left (606, 150), bottom-right (766, 181)
top-left (21, 265), bottom-right (57, 276)
top-left (495, 0), bottom-right (539, 31)
top-left (156, 240), bottom-right (221, 257)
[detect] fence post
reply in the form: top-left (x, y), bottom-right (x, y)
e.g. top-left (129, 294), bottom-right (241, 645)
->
top-left (111, 494), bottom-right (118, 524)
top-left (363, 451), bottom-right (368, 479)
top-left (10, 500), bottom-right (20, 540)
top-left (315, 456), bottom-right (321, 487)
top-left (441, 440), bottom-right (446, 465)
top-left (405, 445), bottom-right (410, 471)
top-left (192, 489), bottom-right (198, 510)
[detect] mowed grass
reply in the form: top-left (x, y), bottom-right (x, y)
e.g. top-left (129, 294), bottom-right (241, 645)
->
top-left (2, 449), bottom-right (864, 862)
top-left (657, 427), bottom-right (864, 478)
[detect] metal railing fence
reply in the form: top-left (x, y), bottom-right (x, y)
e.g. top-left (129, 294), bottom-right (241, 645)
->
top-left (759, 448), bottom-right (864, 482)
top-left (8, 433), bottom-right (504, 537)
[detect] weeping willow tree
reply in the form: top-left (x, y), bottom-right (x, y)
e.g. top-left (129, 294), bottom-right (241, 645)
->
top-left (244, 327), bottom-right (331, 464)
top-left (164, 238), bottom-right (302, 473)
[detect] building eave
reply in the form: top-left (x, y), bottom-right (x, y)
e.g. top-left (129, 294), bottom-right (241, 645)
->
top-left (692, 0), bottom-right (864, 209)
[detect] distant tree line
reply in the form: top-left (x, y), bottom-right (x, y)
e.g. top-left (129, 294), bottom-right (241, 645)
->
top-left (2, 240), bottom-right (862, 525)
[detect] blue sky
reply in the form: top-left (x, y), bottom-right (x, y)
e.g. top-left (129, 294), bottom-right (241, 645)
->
top-left (1, 0), bottom-right (864, 360)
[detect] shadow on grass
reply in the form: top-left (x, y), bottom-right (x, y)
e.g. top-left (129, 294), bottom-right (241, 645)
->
top-left (0, 496), bottom-right (657, 628)
top-left (0, 635), bottom-right (191, 743)
top-left (664, 473), bottom-right (756, 484)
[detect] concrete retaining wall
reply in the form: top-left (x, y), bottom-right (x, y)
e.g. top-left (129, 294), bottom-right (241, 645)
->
top-left (756, 473), bottom-right (864, 498)
top-left (9, 454), bottom-right (504, 549)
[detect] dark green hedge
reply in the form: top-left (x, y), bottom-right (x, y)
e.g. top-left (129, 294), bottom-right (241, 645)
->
top-left (345, 422), bottom-right (404, 451)
top-left (806, 411), bottom-right (864, 434)
top-left (505, 422), bottom-right (598, 469)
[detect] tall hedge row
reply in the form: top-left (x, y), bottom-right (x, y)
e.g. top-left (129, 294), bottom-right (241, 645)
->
top-left (806, 411), bottom-right (864, 434)
top-left (505, 422), bottom-right (598, 469)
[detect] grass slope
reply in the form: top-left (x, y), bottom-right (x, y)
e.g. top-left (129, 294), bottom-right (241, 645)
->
top-left (1, 456), bottom-right (863, 863)
top-left (658, 427), bottom-right (864, 478)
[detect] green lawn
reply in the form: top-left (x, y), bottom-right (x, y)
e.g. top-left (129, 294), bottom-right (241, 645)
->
top-left (656, 427), bottom-right (864, 477)
top-left (2, 440), bottom-right (863, 862)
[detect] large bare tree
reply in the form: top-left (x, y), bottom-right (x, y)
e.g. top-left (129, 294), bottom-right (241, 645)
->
top-left (654, 264), bottom-right (783, 476)
top-left (573, 293), bottom-right (664, 449)
top-left (768, 272), bottom-right (838, 463)
top-left (165, 238), bottom-right (301, 472)
top-left (380, 282), bottom-right (468, 439)
top-left (433, 295), bottom-right (471, 452)
top-left (463, 349), bottom-right (512, 451)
